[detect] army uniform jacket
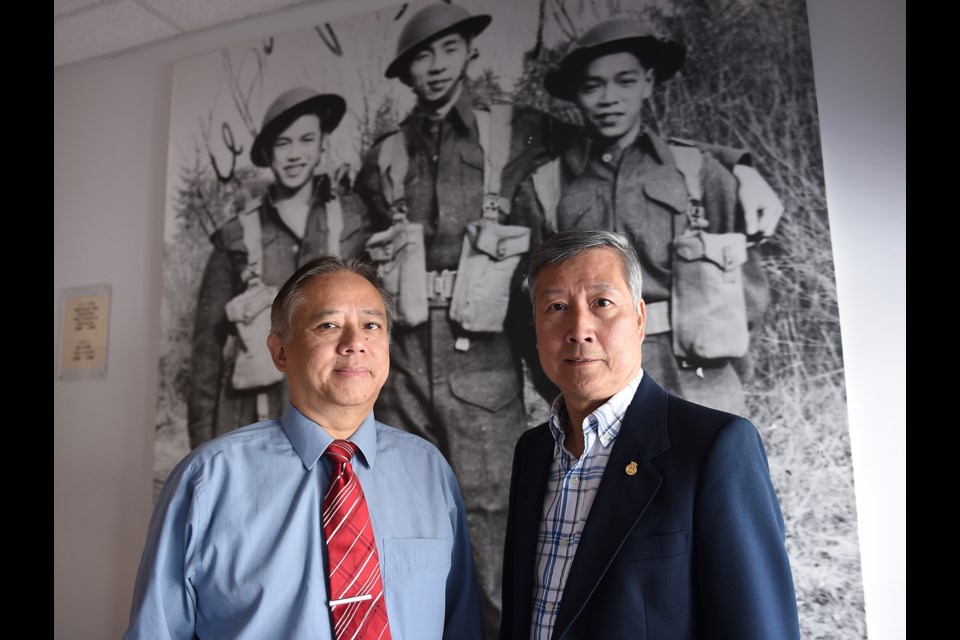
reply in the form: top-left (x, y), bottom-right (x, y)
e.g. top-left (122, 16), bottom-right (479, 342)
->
top-left (356, 90), bottom-right (575, 269)
top-left (510, 130), bottom-right (768, 413)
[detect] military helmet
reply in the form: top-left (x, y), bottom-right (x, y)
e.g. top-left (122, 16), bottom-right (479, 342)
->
top-left (385, 3), bottom-right (491, 79)
top-left (251, 87), bottom-right (346, 168)
top-left (544, 19), bottom-right (685, 101)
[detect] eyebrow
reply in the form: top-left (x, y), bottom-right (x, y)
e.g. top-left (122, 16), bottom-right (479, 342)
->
top-left (306, 308), bottom-right (387, 322)
top-left (537, 283), bottom-right (617, 299)
top-left (435, 34), bottom-right (465, 47)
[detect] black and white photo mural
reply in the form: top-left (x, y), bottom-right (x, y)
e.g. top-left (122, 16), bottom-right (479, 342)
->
top-left (155, 1), bottom-right (864, 637)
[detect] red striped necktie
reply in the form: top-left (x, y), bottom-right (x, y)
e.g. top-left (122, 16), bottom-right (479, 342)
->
top-left (322, 440), bottom-right (392, 640)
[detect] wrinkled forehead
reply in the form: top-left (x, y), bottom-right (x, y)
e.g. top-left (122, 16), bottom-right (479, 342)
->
top-left (299, 272), bottom-right (385, 313)
top-left (537, 248), bottom-right (629, 293)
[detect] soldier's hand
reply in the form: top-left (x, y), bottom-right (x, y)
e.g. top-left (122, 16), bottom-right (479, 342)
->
top-left (733, 165), bottom-right (784, 239)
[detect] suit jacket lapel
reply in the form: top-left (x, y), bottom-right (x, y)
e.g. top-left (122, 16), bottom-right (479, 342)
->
top-left (513, 426), bottom-right (555, 636)
top-left (552, 375), bottom-right (671, 639)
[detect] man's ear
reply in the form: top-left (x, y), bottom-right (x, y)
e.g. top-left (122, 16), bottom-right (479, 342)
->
top-left (642, 66), bottom-right (656, 100)
top-left (267, 333), bottom-right (288, 372)
top-left (636, 299), bottom-right (647, 343)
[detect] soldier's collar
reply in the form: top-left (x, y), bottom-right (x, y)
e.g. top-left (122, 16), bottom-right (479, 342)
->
top-left (263, 174), bottom-right (332, 209)
top-left (409, 88), bottom-right (476, 134)
top-left (564, 127), bottom-right (666, 175)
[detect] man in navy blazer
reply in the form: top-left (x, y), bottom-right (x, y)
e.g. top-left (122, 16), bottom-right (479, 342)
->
top-left (500, 229), bottom-right (800, 639)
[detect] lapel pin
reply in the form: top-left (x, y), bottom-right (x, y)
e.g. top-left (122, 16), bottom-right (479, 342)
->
top-left (625, 461), bottom-right (638, 476)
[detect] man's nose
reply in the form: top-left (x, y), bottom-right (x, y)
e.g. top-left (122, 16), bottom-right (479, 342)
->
top-left (598, 82), bottom-right (616, 105)
top-left (565, 306), bottom-right (595, 343)
top-left (429, 54), bottom-right (448, 74)
top-left (338, 325), bottom-right (366, 353)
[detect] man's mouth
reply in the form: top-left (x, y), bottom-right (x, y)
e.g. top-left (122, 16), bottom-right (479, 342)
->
top-left (283, 163), bottom-right (305, 175)
top-left (594, 113), bottom-right (624, 125)
top-left (334, 367), bottom-right (370, 377)
top-left (427, 79), bottom-right (452, 92)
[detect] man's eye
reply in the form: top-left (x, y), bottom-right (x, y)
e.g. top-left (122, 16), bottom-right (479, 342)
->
top-left (317, 322), bottom-right (337, 330)
top-left (365, 322), bottom-right (382, 330)
top-left (595, 298), bottom-right (612, 307)
top-left (549, 303), bottom-right (567, 311)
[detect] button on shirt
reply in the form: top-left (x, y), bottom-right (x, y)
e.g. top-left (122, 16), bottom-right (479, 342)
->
top-left (530, 370), bottom-right (644, 640)
top-left (125, 403), bottom-right (482, 640)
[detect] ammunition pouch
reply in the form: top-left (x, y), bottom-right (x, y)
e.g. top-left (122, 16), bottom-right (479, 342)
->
top-left (450, 220), bottom-right (531, 333)
top-left (224, 282), bottom-right (284, 390)
top-left (365, 218), bottom-right (428, 328)
top-left (671, 230), bottom-right (750, 361)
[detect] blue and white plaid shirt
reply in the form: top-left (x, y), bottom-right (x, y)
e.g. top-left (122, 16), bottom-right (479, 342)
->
top-left (530, 370), bottom-right (644, 640)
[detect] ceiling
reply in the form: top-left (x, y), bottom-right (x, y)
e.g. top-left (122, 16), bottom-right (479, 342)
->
top-left (54, 0), bottom-right (321, 67)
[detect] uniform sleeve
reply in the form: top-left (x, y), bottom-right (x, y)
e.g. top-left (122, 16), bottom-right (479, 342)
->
top-left (186, 244), bottom-right (236, 448)
top-left (337, 192), bottom-right (375, 259)
top-left (354, 140), bottom-right (395, 233)
top-left (694, 418), bottom-right (801, 639)
top-left (124, 461), bottom-right (204, 640)
top-left (506, 163), bottom-right (561, 406)
top-left (696, 142), bottom-right (753, 169)
top-left (441, 463), bottom-right (484, 640)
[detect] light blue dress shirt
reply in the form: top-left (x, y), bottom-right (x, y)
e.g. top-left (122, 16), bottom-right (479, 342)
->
top-left (125, 403), bottom-right (483, 639)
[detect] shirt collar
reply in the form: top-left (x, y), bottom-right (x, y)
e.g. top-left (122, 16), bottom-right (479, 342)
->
top-left (280, 402), bottom-right (378, 470)
top-left (409, 88), bottom-right (476, 135)
top-left (548, 369), bottom-right (645, 450)
top-left (264, 175), bottom-right (331, 210)
top-left (563, 127), bottom-right (667, 177)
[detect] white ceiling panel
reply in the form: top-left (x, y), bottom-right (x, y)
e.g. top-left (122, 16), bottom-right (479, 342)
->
top-left (143, 0), bottom-right (311, 32)
top-left (54, 0), bottom-right (105, 18)
top-left (54, 0), bottom-right (179, 67)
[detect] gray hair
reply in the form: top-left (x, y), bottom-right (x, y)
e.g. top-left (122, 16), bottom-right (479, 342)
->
top-left (528, 228), bottom-right (643, 306)
top-left (270, 256), bottom-right (394, 344)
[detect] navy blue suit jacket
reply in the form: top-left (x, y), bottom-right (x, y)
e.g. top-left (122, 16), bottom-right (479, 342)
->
top-left (500, 374), bottom-right (800, 640)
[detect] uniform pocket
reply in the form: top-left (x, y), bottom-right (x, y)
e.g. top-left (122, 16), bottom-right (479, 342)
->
top-left (557, 187), bottom-right (604, 229)
top-left (448, 369), bottom-right (519, 413)
top-left (642, 178), bottom-right (688, 215)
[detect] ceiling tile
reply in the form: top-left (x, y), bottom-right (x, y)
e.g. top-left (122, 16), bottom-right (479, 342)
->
top-left (54, 1), bottom-right (179, 67)
top-left (54, 0), bottom-right (104, 19)
top-left (143, 0), bottom-right (312, 32)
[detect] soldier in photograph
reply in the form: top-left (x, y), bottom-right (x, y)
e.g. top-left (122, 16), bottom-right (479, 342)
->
top-left (188, 88), bottom-right (371, 449)
top-left (512, 18), bottom-right (784, 414)
top-left (354, 4), bottom-right (574, 637)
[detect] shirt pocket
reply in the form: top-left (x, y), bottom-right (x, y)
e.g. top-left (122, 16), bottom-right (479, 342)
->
top-left (615, 530), bottom-right (689, 561)
top-left (381, 538), bottom-right (452, 639)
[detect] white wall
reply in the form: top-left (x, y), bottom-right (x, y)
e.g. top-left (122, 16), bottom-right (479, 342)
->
top-left (53, 0), bottom-right (905, 638)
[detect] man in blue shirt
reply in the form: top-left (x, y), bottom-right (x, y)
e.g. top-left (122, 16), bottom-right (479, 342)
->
top-left (126, 257), bottom-right (483, 639)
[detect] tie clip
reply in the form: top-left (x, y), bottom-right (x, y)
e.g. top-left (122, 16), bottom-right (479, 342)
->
top-left (329, 594), bottom-right (372, 607)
